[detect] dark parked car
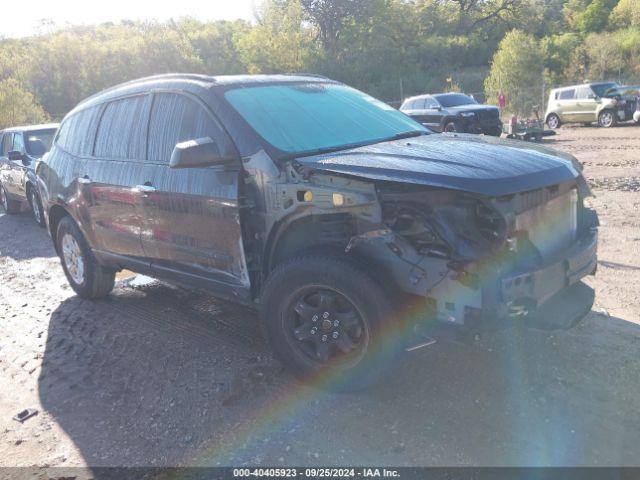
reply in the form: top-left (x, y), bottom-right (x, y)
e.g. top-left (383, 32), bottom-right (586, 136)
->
top-left (400, 93), bottom-right (503, 136)
top-left (0, 123), bottom-right (59, 225)
top-left (38, 74), bottom-right (597, 389)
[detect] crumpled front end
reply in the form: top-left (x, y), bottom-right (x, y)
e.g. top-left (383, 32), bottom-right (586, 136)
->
top-left (352, 179), bottom-right (598, 332)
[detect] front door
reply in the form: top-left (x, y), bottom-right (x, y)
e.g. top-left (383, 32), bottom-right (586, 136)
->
top-left (574, 86), bottom-right (599, 122)
top-left (0, 133), bottom-right (14, 197)
top-left (137, 91), bottom-right (249, 294)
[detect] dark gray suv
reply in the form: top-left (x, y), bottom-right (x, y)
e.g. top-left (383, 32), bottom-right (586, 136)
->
top-left (0, 124), bottom-right (58, 225)
top-left (401, 93), bottom-right (503, 136)
top-left (38, 74), bottom-right (597, 389)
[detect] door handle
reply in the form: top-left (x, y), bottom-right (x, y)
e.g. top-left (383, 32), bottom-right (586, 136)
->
top-left (134, 184), bottom-right (156, 194)
top-left (77, 176), bottom-right (92, 184)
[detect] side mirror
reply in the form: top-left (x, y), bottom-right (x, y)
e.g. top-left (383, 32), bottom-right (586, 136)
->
top-left (7, 150), bottom-right (23, 161)
top-left (169, 137), bottom-right (235, 169)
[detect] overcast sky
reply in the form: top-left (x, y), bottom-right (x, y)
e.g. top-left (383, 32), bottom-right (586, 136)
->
top-left (1, 0), bottom-right (257, 38)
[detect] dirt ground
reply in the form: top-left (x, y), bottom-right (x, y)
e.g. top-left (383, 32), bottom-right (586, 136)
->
top-left (1, 125), bottom-right (639, 471)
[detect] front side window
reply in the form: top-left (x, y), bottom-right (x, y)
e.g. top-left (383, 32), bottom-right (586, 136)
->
top-left (576, 86), bottom-right (594, 100)
top-left (95, 95), bottom-right (152, 160)
top-left (433, 93), bottom-right (476, 107)
top-left (224, 83), bottom-right (427, 156)
top-left (147, 92), bottom-right (235, 164)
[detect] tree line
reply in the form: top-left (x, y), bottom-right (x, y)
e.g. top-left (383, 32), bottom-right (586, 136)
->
top-left (1, 0), bottom-right (639, 128)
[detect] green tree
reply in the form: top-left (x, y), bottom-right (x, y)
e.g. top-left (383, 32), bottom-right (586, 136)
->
top-left (609, 0), bottom-right (640, 28)
top-left (0, 78), bottom-right (49, 129)
top-left (237, 0), bottom-right (316, 73)
top-left (484, 30), bottom-right (544, 115)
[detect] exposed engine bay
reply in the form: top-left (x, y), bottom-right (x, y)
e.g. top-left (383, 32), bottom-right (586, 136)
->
top-left (347, 180), bottom-right (596, 327)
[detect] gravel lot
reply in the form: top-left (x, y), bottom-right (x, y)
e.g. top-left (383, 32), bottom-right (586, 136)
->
top-left (1, 125), bottom-right (639, 470)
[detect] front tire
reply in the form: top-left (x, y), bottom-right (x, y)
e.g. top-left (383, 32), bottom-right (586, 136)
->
top-left (598, 110), bottom-right (616, 128)
top-left (56, 216), bottom-right (115, 299)
top-left (28, 188), bottom-right (45, 227)
top-left (0, 183), bottom-right (21, 214)
top-left (260, 255), bottom-right (397, 391)
top-left (546, 113), bottom-right (560, 130)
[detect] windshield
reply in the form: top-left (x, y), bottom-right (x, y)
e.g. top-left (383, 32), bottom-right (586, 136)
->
top-left (433, 93), bottom-right (477, 107)
top-left (25, 129), bottom-right (56, 156)
top-left (224, 83), bottom-right (427, 157)
top-left (604, 86), bottom-right (640, 99)
top-left (592, 83), bottom-right (618, 97)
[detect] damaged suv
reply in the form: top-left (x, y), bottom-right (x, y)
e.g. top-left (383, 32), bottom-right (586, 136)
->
top-left (38, 74), bottom-right (598, 389)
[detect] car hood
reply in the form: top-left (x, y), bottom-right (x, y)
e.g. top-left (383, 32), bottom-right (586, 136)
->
top-left (297, 133), bottom-right (581, 196)
top-left (446, 104), bottom-right (498, 113)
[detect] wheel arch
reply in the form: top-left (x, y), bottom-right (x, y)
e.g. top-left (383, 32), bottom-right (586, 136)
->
top-left (440, 116), bottom-right (461, 130)
top-left (48, 204), bottom-right (71, 250)
top-left (263, 213), bottom-right (354, 277)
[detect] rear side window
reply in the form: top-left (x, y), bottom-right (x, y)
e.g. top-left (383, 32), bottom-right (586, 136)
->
top-left (57, 106), bottom-right (102, 156)
top-left (147, 92), bottom-right (233, 164)
top-left (95, 95), bottom-right (152, 160)
top-left (402, 99), bottom-right (415, 109)
top-left (559, 89), bottom-right (575, 100)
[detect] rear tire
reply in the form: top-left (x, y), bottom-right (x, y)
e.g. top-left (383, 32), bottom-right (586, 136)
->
top-left (260, 254), bottom-right (397, 391)
top-left (598, 110), bottom-right (616, 128)
top-left (0, 183), bottom-right (21, 214)
top-left (56, 216), bottom-right (115, 299)
top-left (443, 121), bottom-right (460, 133)
top-left (546, 113), bottom-right (560, 130)
top-left (28, 188), bottom-right (45, 227)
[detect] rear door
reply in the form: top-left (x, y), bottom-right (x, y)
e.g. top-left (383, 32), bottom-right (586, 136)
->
top-left (82, 95), bottom-right (151, 261)
top-left (137, 91), bottom-right (249, 294)
top-left (555, 88), bottom-right (578, 122)
top-left (8, 132), bottom-right (29, 200)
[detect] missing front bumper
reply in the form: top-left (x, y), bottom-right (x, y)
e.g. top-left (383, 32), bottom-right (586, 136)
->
top-left (428, 227), bottom-right (597, 332)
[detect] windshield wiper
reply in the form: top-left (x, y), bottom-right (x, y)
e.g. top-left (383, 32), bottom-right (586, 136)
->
top-left (279, 130), bottom-right (427, 162)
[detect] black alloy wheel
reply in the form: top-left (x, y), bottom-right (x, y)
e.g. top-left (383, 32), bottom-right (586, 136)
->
top-left (285, 288), bottom-right (368, 366)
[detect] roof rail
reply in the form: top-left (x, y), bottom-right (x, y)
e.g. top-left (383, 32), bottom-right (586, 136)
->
top-left (284, 72), bottom-right (331, 80)
top-left (79, 73), bottom-right (216, 105)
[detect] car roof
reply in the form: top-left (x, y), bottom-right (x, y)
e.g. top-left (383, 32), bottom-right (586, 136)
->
top-left (71, 73), bottom-right (336, 116)
top-left (551, 81), bottom-right (617, 91)
top-left (404, 92), bottom-right (470, 102)
top-left (1, 123), bottom-right (60, 133)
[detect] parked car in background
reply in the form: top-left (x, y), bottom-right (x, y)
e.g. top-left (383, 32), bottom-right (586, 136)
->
top-left (0, 123), bottom-right (59, 226)
top-left (38, 74), bottom-right (597, 390)
top-left (400, 93), bottom-right (503, 136)
top-left (543, 82), bottom-right (638, 129)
